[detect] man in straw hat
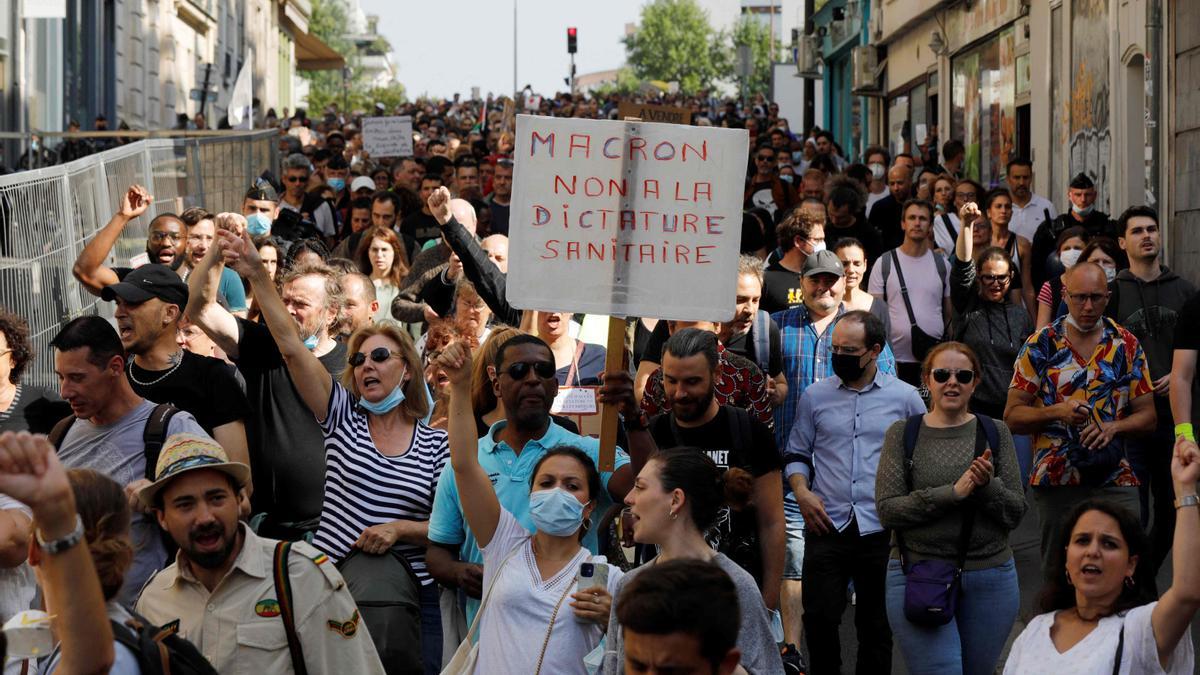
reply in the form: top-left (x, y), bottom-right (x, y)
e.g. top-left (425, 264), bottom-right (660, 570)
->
top-left (135, 433), bottom-right (384, 674)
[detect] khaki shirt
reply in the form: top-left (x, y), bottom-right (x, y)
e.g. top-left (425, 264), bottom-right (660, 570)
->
top-left (136, 524), bottom-right (385, 674)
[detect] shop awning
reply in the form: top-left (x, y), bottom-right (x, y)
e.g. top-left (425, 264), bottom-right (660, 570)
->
top-left (295, 30), bottom-right (345, 71)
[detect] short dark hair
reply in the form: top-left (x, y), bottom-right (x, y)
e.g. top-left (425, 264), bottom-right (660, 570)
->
top-left (420, 173), bottom-right (444, 187)
top-left (494, 333), bottom-right (551, 371)
top-left (615, 559), bottom-right (741, 670)
top-left (844, 163), bottom-right (872, 187)
top-left (864, 145), bottom-right (890, 166)
top-left (179, 208), bottom-right (214, 228)
top-left (426, 156), bottom-right (453, 176)
top-left (530, 446), bottom-right (602, 519)
top-left (148, 213), bottom-right (183, 231)
top-left (0, 308), bottom-right (33, 384)
top-left (942, 139), bottom-right (965, 161)
top-left (826, 175), bottom-right (866, 212)
top-left (664, 328), bottom-right (719, 371)
top-left (326, 156), bottom-right (349, 171)
top-left (372, 190), bottom-right (402, 214)
top-left (50, 316), bottom-right (124, 368)
top-left (1038, 499), bottom-right (1155, 614)
top-left (1006, 156), bottom-right (1032, 172)
top-left (1069, 172), bottom-right (1095, 190)
top-left (832, 236), bottom-right (865, 255)
top-left (981, 187), bottom-right (1013, 212)
top-left (815, 129), bottom-right (834, 143)
top-left (350, 197), bottom-right (372, 212)
top-left (901, 198), bottom-right (935, 221)
top-left (836, 310), bottom-right (886, 353)
top-left (1118, 205), bottom-right (1158, 236)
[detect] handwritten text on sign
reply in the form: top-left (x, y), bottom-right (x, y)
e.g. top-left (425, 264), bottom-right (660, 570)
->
top-left (361, 116), bottom-right (414, 158)
top-left (507, 115), bottom-right (748, 322)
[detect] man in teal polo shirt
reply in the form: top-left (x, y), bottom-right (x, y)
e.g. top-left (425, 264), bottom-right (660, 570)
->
top-left (427, 333), bottom-right (634, 626)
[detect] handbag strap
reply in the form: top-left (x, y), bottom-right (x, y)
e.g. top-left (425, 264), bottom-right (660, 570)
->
top-left (889, 251), bottom-right (921, 327)
top-left (1112, 624), bottom-right (1125, 675)
top-left (273, 541), bottom-right (308, 675)
top-left (534, 578), bottom-right (577, 675)
top-left (461, 545), bottom-right (524, 644)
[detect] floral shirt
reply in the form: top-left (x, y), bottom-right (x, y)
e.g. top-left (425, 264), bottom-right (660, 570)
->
top-left (1010, 316), bottom-right (1152, 487)
top-left (641, 343), bottom-right (773, 430)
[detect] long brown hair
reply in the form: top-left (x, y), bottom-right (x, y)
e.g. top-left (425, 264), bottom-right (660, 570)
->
top-left (67, 469), bottom-right (133, 601)
top-left (355, 226), bottom-right (410, 286)
top-left (471, 326), bottom-right (521, 416)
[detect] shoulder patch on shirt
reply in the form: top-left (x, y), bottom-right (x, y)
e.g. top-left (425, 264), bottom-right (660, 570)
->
top-left (158, 618), bottom-right (181, 636)
top-left (327, 609), bottom-right (360, 638)
top-left (289, 540), bottom-right (345, 590)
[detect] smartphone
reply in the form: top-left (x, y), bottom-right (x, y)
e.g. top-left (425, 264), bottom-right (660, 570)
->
top-left (576, 561), bottom-right (609, 594)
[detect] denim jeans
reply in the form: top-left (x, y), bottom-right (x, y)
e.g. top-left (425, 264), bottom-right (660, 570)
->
top-left (420, 583), bottom-right (443, 674)
top-left (885, 558), bottom-right (1019, 675)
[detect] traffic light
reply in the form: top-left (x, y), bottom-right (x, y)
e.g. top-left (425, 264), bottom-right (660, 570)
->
top-left (567, 27), bottom-right (578, 54)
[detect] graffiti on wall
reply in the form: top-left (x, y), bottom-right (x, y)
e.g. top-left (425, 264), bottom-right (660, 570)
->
top-left (1070, 0), bottom-right (1111, 211)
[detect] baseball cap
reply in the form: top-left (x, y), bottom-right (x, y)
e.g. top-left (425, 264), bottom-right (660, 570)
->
top-left (101, 264), bottom-right (189, 307)
top-left (350, 176), bottom-right (377, 194)
top-left (801, 249), bottom-right (844, 278)
top-left (137, 433), bottom-right (251, 508)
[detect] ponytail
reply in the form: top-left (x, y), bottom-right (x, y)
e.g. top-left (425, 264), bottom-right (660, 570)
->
top-left (651, 448), bottom-right (749, 530)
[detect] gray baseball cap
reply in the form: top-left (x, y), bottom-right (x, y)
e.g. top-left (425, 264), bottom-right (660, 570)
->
top-left (801, 249), bottom-right (844, 278)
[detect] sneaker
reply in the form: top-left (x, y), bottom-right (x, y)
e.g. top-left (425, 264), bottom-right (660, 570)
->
top-left (780, 643), bottom-right (806, 675)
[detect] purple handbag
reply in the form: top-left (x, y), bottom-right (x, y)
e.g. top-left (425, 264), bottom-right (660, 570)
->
top-left (896, 415), bottom-right (991, 627)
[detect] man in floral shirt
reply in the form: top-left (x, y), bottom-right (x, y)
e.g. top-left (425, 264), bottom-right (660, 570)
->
top-left (1004, 262), bottom-right (1157, 578)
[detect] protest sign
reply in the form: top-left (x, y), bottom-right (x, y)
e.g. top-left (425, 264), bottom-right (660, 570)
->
top-left (616, 102), bottom-right (693, 126)
top-left (507, 114), bottom-right (748, 322)
top-left (361, 116), bottom-right (414, 157)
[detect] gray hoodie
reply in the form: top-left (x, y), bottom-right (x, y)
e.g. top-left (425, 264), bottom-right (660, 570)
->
top-left (1107, 266), bottom-right (1196, 381)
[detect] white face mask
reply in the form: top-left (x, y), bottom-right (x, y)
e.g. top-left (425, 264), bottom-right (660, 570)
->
top-left (1059, 249), bottom-right (1083, 269)
top-left (1065, 313), bottom-right (1103, 334)
top-left (1103, 266), bottom-right (1117, 283)
top-left (869, 163), bottom-right (886, 180)
top-left (808, 241), bottom-right (827, 254)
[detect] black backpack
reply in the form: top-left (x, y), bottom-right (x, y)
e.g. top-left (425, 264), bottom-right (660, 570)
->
top-left (110, 612), bottom-right (219, 675)
top-left (47, 403), bottom-right (181, 482)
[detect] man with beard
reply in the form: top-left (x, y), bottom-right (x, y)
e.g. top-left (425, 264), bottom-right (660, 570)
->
top-left (185, 218), bottom-right (347, 542)
top-left (338, 272), bottom-right (379, 337)
top-left (425, 334), bottom-right (636, 627)
top-left (101, 263), bottom-right (251, 476)
top-left (785, 311), bottom-right (924, 674)
top-left (645, 328), bottom-right (786, 616)
top-left (868, 199), bottom-right (951, 386)
top-left (1006, 157), bottom-right (1057, 243)
top-left (73, 184), bottom-right (188, 295)
top-left (744, 144), bottom-right (796, 222)
top-left (48, 316), bottom-right (209, 604)
top-left (135, 433), bottom-right (385, 674)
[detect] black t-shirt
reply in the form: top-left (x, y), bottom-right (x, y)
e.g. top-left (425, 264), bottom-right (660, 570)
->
top-left (127, 350), bottom-right (250, 435)
top-left (400, 212), bottom-right (443, 248)
top-left (648, 406), bottom-right (779, 581)
top-left (642, 320), bottom-right (671, 365)
top-left (761, 260), bottom-right (803, 314)
top-left (724, 321), bottom-right (783, 378)
top-left (235, 318), bottom-right (347, 522)
top-left (487, 200), bottom-right (511, 237)
top-left (826, 214), bottom-right (884, 265)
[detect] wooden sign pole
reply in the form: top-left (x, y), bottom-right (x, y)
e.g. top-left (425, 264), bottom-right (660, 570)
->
top-left (597, 316), bottom-right (627, 472)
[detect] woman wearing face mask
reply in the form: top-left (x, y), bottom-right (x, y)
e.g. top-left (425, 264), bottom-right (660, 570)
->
top-left (1003, 442), bottom-right (1199, 673)
top-left (876, 342), bottom-right (1027, 675)
top-left (604, 448), bottom-right (784, 675)
top-left (355, 226), bottom-right (410, 324)
top-left (438, 340), bottom-right (622, 675)
top-left (949, 203), bottom-right (1034, 420)
top-left (1036, 226), bottom-right (1089, 330)
top-left (224, 230), bottom-right (449, 673)
top-left (1079, 237), bottom-right (1124, 285)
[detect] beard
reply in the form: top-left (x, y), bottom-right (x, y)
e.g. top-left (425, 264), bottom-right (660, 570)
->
top-left (671, 387), bottom-right (715, 423)
top-left (183, 521), bottom-right (238, 570)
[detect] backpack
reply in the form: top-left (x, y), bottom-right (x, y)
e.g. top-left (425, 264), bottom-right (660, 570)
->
top-left (750, 310), bottom-right (772, 376)
top-left (109, 612), bottom-right (219, 675)
top-left (47, 402), bottom-right (180, 482)
top-left (877, 248), bottom-right (949, 307)
top-left (335, 547), bottom-right (423, 675)
top-left (902, 414), bottom-right (1000, 475)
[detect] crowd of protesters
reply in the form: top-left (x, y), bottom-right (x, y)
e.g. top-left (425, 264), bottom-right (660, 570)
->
top-left (0, 88), bottom-right (1196, 675)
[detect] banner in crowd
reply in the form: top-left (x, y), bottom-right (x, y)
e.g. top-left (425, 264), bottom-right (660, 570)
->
top-left (508, 114), bottom-right (748, 321)
top-left (616, 102), bottom-right (693, 126)
top-left (361, 116), bottom-right (414, 157)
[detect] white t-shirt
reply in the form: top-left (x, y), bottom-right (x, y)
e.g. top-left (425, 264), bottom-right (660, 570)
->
top-left (1010, 193), bottom-right (1057, 241)
top-left (865, 188), bottom-right (889, 219)
top-left (931, 212), bottom-right (961, 253)
top-left (1004, 603), bottom-right (1194, 675)
top-left (475, 509), bottom-right (622, 675)
top-left (867, 247), bottom-right (951, 363)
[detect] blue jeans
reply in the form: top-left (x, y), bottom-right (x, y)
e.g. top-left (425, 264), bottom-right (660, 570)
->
top-left (885, 558), bottom-right (1019, 675)
top-left (420, 584), bottom-right (443, 674)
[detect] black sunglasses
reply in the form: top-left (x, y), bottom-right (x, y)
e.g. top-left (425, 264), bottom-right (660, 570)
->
top-left (932, 368), bottom-right (974, 384)
top-left (503, 360), bottom-right (556, 380)
top-left (349, 347), bottom-right (398, 367)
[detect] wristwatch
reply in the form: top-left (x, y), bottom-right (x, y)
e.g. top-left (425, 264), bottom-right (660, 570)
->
top-left (1175, 494), bottom-right (1200, 510)
top-left (35, 514), bottom-right (84, 555)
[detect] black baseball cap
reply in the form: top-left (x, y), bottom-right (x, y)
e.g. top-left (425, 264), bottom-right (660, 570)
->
top-left (101, 264), bottom-right (189, 307)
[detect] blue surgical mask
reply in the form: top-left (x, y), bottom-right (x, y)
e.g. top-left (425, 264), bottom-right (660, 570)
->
top-left (302, 334), bottom-right (319, 350)
top-left (1072, 203), bottom-right (1095, 217)
top-left (246, 212), bottom-right (272, 237)
top-left (359, 383), bottom-right (407, 414)
top-left (529, 487), bottom-right (589, 537)
top-left (328, 178), bottom-right (346, 193)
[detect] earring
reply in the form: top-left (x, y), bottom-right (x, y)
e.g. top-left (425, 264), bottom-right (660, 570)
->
top-left (1124, 575), bottom-right (1135, 589)
top-left (668, 510), bottom-right (677, 520)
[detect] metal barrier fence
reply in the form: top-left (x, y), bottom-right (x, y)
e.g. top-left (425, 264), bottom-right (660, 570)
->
top-left (0, 130), bottom-right (279, 390)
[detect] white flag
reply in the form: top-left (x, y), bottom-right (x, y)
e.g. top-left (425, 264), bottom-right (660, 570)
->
top-left (228, 50), bottom-right (253, 130)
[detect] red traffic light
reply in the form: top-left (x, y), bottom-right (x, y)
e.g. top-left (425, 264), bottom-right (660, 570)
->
top-left (567, 27), bottom-right (578, 54)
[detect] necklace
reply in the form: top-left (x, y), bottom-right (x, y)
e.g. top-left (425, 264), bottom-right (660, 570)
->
top-left (127, 352), bottom-right (184, 387)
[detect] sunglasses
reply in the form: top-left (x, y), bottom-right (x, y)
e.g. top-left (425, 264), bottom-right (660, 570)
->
top-left (931, 368), bottom-right (974, 384)
top-left (503, 360), bottom-right (556, 380)
top-left (349, 347), bottom-right (398, 367)
top-left (979, 273), bottom-right (1010, 285)
top-left (284, 175), bottom-right (308, 183)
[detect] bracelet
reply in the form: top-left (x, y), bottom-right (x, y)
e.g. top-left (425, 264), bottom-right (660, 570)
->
top-left (1175, 423), bottom-right (1195, 442)
top-left (35, 514), bottom-right (84, 555)
top-left (1176, 494), bottom-right (1199, 510)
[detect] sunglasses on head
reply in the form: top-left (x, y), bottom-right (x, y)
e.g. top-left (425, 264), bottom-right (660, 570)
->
top-left (349, 347), bottom-right (398, 367)
top-left (931, 368), bottom-right (974, 384)
top-left (503, 360), bottom-right (556, 380)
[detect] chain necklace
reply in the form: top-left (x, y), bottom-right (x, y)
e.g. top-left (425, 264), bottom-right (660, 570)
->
top-left (127, 352), bottom-right (184, 387)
